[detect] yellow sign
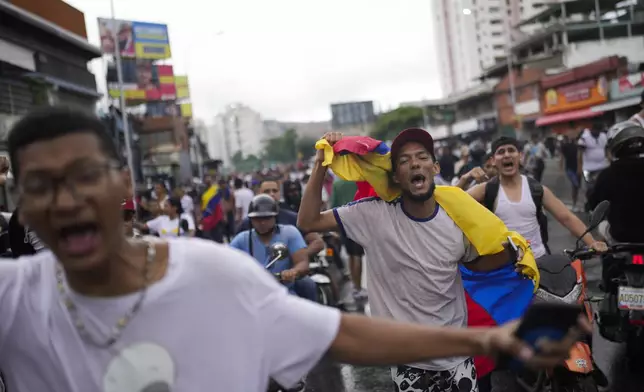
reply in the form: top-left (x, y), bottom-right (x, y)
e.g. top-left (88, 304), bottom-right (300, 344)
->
top-left (180, 103), bottom-right (192, 118)
top-left (175, 75), bottom-right (190, 99)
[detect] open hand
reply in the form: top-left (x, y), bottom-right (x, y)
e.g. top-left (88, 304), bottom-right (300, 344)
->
top-left (480, 315), bottom-right (591, 369)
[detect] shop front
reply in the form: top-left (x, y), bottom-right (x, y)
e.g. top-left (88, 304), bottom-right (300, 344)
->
top-left (590, 71), bottom-right (643, 122)
top-left (535, 76), bottom-right (609, 133)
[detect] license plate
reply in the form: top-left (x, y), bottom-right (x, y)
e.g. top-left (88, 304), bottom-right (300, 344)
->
top-left (618, 286), bottom-right (644, 310)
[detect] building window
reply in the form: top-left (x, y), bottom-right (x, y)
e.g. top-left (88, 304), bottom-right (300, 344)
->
top-left (490, 19), bottom-right (502, 24)
top-left (493, 45), bottom-right (505, 51)
top-left (489, 6), bottom-right (500, 12)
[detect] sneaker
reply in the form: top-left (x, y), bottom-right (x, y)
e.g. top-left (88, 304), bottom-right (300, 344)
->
top-left (353, 288), bottom-right (368, 301)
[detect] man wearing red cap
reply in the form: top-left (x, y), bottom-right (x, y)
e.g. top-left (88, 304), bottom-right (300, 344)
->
top-left (299, 129), bottom-right (519, 392)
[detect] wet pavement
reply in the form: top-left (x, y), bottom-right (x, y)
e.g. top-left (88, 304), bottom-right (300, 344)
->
top-left (305, 159), bottom-right (644, 391)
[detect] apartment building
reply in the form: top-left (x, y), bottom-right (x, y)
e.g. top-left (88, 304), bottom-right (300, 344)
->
top-left (432, 0), bottom-right (554, 96)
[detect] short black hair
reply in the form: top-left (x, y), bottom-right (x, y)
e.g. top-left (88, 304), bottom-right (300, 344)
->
top-left (491, 136), bottom-right (520, 155)
top-left (8, 106), bottom-right (120, 179)
top-left (234, 178), bottom-right (243, 188)
top-left (167, 197), bottom-right (184, 214)
top-left (260, 177), bottom-right (280, 187)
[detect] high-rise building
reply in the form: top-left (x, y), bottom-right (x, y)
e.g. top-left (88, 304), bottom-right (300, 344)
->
top-left (209, 104), bottom-right (266, 166)
top-left (432, 0), bottom-right (556, 96)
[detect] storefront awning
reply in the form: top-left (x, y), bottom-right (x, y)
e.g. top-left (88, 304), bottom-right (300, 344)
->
top-left (535, 108), bottom-right (604, 127)
top-left (590, 96), bottom-right (642, 113)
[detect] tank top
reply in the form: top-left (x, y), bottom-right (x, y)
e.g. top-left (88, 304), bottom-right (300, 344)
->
top-left (494, 175), bottom-right (547, 258)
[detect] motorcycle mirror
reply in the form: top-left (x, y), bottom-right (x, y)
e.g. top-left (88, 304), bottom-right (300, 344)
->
top-left (269, 243), bottom-right (289, 261)
top-left (588, 201), bottom-right (610, 231)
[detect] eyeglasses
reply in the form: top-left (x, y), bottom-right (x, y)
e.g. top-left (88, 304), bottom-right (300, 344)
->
top-left (19, 160), bottom-right (122, 210)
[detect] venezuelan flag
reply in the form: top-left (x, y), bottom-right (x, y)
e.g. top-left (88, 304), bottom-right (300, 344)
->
top-left (317, 135), bottom-right (536, 377)
top-left (201, 185), bottom-right (223, 231)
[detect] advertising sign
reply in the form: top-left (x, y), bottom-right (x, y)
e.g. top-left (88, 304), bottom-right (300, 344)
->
top-left (107, 59), bottom-right (176, 101)
top-left (330, 101), bottom-right (376, 129)
top-left (610, 72), bottom-right (644, 100)
top-left (146, 102), bottom-right (192, 118)
top-left (98, 18), bottom-right (171, 59)
top-left (543, 77), bottom-right (608, 114)
top-left (174, 75), bottom-right (190, 99)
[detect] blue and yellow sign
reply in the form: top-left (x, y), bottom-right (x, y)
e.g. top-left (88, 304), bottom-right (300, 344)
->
top-left (132, 21), bottom-right (171, 59)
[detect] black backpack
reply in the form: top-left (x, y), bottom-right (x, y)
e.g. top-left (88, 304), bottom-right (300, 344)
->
top-left (482, 176), bottom-right (550, 254)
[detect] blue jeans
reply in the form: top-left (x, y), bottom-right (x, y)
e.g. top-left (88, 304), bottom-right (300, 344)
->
top-left (292, 277), bottom-right (318, 302)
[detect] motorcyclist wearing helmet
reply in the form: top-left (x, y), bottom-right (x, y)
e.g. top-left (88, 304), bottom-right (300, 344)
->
top-left (589, 120), bottom-right (644, 244)
top-left (230, 194), bottom-right (318, 303)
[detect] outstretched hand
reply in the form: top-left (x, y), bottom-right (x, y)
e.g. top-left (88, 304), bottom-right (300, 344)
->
top-left (480, 315), bottom-right (592, 369)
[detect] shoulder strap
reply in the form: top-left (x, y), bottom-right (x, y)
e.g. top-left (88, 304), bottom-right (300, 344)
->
top-left (483, 177), bottom-right (500, 212)
top-left (526, 176), bottom-right (544, 211)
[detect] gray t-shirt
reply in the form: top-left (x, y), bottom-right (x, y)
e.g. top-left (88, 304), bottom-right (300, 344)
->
top-left (334, 197), bottom-right (478, 371)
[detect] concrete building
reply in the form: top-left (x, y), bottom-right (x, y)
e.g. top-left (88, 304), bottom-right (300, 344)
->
top-left (210, 103), bottom-right (266, 166)
top-left (0, 0), bottom-right (102, 210)
top-left (432, 0), bottom-right (555, 96)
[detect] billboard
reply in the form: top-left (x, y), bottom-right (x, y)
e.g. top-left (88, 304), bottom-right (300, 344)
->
top-left (330, 101), bottom-right (376, 129)
top-left (107, 59), bottom-right (176, 101)
top-left (543, 77), bottom-right (608, 114)
top-left (98, 18), bottom-right (171, 59)
top-left (175, 75), bottom-right (190, 99)
top-left (146, 102), bottom-right (192, 118)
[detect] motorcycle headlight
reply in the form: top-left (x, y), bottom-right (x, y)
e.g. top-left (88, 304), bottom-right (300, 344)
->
top-left (535, 283), bottom-right (583, 304)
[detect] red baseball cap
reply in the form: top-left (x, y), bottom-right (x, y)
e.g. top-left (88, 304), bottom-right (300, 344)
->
top-left (121, 198), bottom-right (135, 211)
top-left (390, 128), bottom-right (435, 166)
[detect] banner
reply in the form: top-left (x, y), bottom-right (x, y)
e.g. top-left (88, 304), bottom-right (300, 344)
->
top-left (543, 77), bottom-right (608, 114)
top-left (98, 18), bottom-right (171, 59)
top-left (611, 72), bottom-right (644, 100)
top-left (107, 59), bottom-right (176, 101)
top-left (146, 102), bottom-right (192, 118)
top-left (175, 75), bottom-right (190, 99)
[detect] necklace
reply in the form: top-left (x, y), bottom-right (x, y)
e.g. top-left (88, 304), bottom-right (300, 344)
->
top-left (55, 240), bottom-right (156, 348)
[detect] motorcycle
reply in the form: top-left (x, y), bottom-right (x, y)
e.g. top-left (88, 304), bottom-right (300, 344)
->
top-left (590, 209), bottom-right (644, 371)
top-left (514, 201), bottom-right (610, 392)
top-left (308, 251), bottom-right (337, 307)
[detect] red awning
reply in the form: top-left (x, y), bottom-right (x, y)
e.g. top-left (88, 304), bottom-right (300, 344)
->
top-left (535, 108), bottom-right (604, 127)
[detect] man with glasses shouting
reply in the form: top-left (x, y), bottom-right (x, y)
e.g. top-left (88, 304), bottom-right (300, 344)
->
top-left (0, 106), bottom-right (589, 391)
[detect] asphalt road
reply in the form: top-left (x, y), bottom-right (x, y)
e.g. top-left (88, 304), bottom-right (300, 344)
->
top-left (305, 159), bottom-right (643, 392)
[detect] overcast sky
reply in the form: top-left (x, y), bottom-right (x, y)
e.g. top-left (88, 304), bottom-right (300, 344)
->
top-left (65, 0), bottom-right (442, 123)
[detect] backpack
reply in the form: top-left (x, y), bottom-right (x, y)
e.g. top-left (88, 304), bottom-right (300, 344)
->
top-left (482, 176), bottom-right (550, 254)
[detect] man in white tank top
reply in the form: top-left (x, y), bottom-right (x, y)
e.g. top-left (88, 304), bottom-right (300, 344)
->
top-left (468, 136), bottom-right (607, 259)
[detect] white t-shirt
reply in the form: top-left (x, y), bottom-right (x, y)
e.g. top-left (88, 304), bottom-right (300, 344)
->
top-left (234, 187), bottom-right (255, 218)
top-left (334, 198), bottom-right (477, 371)
top-left (180, 194), bottom-right (194, 216)
top-left (146, 213), bottom-right (196, 238)
top-left (0, 239), bottom-right (340, 391)
top-left (577, 129), bottom-right (609, 172)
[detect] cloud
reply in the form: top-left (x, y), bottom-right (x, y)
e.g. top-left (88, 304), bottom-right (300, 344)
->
top-left (67, 0), bottom-right (442, 122)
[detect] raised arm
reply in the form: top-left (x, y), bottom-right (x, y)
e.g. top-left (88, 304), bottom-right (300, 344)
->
top-left (297, 135), bottom-right (342, 233)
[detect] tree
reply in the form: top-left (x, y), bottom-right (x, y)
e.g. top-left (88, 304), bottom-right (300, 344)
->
top-left (296, 136), bottom-right (318, 160)
top-left (264, 128), bottom-right (298, 163)
top-left (370, 107), bottom-right (424, 141)
top-left (231, 151), bottom-right (261, 172)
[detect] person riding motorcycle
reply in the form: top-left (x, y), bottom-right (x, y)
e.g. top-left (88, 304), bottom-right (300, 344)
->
top-left (588, 120), bottom-right (644, 291)
top-left (230, 194), bottom-right (318, 303)
top-left (589, 120), bottom-right (644, 245)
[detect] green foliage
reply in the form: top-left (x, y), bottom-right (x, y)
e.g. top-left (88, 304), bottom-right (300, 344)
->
top-left (370, 107), bottom-right (424, 141)
top-left (231, 151), bottom-right (261, 172)
top-left (263, 129), bottom-right (318, 163)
